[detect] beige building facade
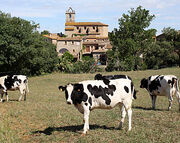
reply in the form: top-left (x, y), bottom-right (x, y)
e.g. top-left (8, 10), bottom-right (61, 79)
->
top-left (44, 7), bottom-right (112, 64)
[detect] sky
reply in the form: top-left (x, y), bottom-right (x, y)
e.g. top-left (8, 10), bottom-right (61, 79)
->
top-left (0, 0), bottom-right (180, 35)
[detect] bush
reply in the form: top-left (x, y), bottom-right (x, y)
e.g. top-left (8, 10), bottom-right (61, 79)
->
top-left (58, 52), bottom-right (98, 73)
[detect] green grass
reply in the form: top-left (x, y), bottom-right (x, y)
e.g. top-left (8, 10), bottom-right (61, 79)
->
top-left (0, 67), bottom-right (180, 143)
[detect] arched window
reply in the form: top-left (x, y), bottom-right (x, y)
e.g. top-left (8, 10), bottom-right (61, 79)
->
top-left (59, 48), bottom-right (69, 54)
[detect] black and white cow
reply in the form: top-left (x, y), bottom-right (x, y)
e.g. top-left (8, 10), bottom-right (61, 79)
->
top-left (94, 73), bottom-right (137, 99)
top-left (140, 75), bottom-right (180, 111)
top-left (0, 75), bottom-right (29, 102)
top-left (59, 77), bottom-right (136, 134)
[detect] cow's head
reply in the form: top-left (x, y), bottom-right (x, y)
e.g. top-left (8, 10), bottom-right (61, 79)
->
top-left (59, 83), bottom-right (87, 105)
top-left (140, 78), bottom-right (148, 89)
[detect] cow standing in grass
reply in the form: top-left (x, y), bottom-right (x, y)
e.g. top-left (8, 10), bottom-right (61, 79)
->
top-left (140, 75), bottom-right (180, 111)
top-left (59, 77), bottom-right (136, 134)
top-left (0, 75), bottom-right (29, 102)
top-left (94, 73), bottom-right (137, 99)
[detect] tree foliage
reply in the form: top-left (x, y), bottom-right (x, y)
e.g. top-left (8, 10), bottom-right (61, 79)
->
top-left (107, 6), bottom-right (156, 71)
top-left (58, 52), bottom-right (101, 73)
top-left (0, 11), bottom-right (58, 75)
top-left (143, 27), bottom-right (179, 69)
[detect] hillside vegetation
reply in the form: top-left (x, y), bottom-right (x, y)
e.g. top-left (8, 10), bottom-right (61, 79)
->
top-left (0, 67), bottom-right (180, 142)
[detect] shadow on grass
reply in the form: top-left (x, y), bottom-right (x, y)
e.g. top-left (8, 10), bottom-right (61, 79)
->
top-left (1, 99), bottom-right (19, 102)
top-left (32, 124), bottom-right (117, 135)
top-left (133, 106), bottom-right (167, 111)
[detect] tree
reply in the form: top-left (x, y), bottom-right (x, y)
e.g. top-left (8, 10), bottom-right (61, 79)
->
top-left (107, 6), bottom-right (156, 71)
top-left (41, 30), bottom-right (50, 35)
top-left (144, 41), bottom-right (179, 69)
top-left (0, 11), bottom-right (58, 75)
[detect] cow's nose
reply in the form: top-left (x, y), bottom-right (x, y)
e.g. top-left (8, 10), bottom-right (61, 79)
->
top-left (67, 101), bottom-right (71, 105)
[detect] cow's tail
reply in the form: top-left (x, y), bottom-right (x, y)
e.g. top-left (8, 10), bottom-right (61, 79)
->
top-left (25, 77), bottom-right (29, 95)
top-left (131, 82), bottom-right (137, 100)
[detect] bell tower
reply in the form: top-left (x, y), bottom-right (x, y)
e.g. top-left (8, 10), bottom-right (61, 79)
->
top-left (66, 7), bottom-right (75, 22)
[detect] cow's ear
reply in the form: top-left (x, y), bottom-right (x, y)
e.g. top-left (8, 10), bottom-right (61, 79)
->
top-left (58, 86), bottom-right (66, 91)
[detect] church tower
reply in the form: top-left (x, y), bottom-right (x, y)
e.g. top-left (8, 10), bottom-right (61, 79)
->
top-left (66, 7), bottom-right (75, 22)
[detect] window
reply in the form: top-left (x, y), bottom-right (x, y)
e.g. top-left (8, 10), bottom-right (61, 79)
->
top-left (59, 48), bottom-right (68, 54)
top-left (72, 41), bottom-right (74, 45)
top-left (77, 27), bottom-right (79, 30)
top-left (78, 28), bottom-right (81, 33)
top-left (73, 49), bottom-right (75, 52)
top-left (65, 41), bottom-right (67, 45)
top-left (84, 26), bottom-right (86, 29)
top-left (93, 26), bottom-right (95, 29)
top-left (96, 27), bottom-right (99, 32)
top-left (86, 28), bottom-right (89, 34)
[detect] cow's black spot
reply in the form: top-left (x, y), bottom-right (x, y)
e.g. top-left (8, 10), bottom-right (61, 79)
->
top-left (94, 74), bottom-right (110, 85)
top-left (148, 76), bottom-right (152, 81)
top-left (94, 74), bottom-right (103, 80)
top-left (168, 80), bottom-right (172, 84)
top-left (69, 84), bottom-right (88, 105)
top-left (87, 84), bottom-right (116, 105)
top-left (149, 79), bottom-right (161, 92)
top-left (171, 78), bottom-right (176, 87)
top-left (24, 79), bottom-right (27, 84)
top-left (102, 78), bottom-right (110, 85)
top-left (112, 75), bottom-right (127, 79)
top-left (4, 75), bottom-right (15, 89)
top-left (85, 103), bottom-right (88, 106)
top-left (140, 78), bottom-right (148, 89)
top-left (124, 86), bottom-right (129, 93)
top-left (94, 74), bottom-right (131, 81)
top-left (88, 97), bottom-right (92, 106)
top-left (168, 78), bottom-right (177, 88)
top-left (160, 76), bottom-right (164, 80)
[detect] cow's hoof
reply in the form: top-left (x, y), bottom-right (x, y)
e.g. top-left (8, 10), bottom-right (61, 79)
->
top-left (81, 133), bottom-right (86, 136)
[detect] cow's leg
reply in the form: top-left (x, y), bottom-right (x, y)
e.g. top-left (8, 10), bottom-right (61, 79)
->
top-left (0, 93), bottom-right (3, 102)
top-left (5, 92), bottom-right (9, 102)
top-left (122, 101), bottom-right (132, 131)
top-left (24, 90), bottom-right (26, 101)
top-left (168, 91), bottom-right (173, 110)
top-left (83, 105), bottom-right (90, 134)
top-left (19, 88), bottom-right (25, 101)
top-left (176, 91), bottom-right (180, 111)
top-left (151, 95), bottom-right (157, 110)
top-left (119, 105), bottom-right (126, 129)
top-left (126, 108), bottom-right (132, 131)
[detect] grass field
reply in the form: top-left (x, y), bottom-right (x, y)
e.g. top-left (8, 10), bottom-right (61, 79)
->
top-left (0, 67), bottom-right (180, 143)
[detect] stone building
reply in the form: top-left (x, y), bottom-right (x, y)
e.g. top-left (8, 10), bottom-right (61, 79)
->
top-left (44, 7), bottom-right (112, 64)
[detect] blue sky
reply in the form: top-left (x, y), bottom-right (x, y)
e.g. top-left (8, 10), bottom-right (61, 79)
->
top-left (0, 0), bottom-right (179, 35)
